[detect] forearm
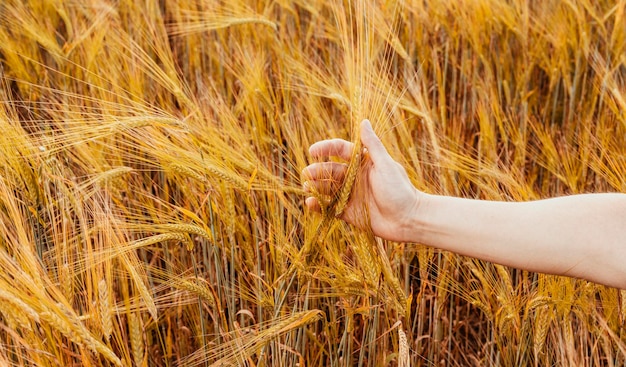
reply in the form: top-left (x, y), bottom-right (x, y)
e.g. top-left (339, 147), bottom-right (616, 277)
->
top-left (403, 193), bottom-right (626, 289)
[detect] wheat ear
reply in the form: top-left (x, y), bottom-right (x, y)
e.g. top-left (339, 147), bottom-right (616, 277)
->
top-left (533, 305), bottom-right (551, 359)
top-left (60, 263), bottom-right (74, 303)
top-left (40, 306), bottom-right (123, 367)
top-left (206, 164), bottom-right (248, 191)
top-left (98, 279), bottom-right (113, 340)
top-left (161, 223), bottom-right (213, 242)
top-left (353, 232), bottom-right (380, 287)
top-left (173, 276), bottom-right (216, 308)
top-left (398, 322), bottom-right (409, 367)
top-left (373, 235), bottom-right (407, 313)
top-left (333, 143), bottom-right (363, 218)
top-left (93, 166), bottom-right (133, 186)
top-left (129, 312), bottom-right (145, 367)
top-left (0, 289), bottom-right (38, 331)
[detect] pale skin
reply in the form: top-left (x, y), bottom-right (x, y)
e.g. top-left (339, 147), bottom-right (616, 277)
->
top-left (302, 119), bottom-right (626, 289)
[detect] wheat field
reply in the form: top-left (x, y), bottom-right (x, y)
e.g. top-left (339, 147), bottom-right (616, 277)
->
top-left (0, 0), bottom-right (624, 366)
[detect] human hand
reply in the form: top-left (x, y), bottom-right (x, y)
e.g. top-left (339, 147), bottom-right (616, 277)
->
top-left (302, 119), bottom-right (422, 242)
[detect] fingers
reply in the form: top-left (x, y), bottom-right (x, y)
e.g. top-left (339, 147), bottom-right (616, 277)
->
top-left (302, 161), bottom-right (347, 181)
top-left (308, 120), bottom-right (388, 164)
top-left (302, 161), bottom-right (347, 213)
top-left (303, 177), bottom-right (342, 195)
top-left (302, 162), bottom-right (347, 195)
top-left (360, 119), bottom-right (390, 166)
top-left (309, 138), bottom-right (354, 161)
top-left (304, 120), bottom-right (390, 215)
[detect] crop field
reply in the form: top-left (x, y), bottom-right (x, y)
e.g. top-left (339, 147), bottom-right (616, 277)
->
top-left (0, 0), bottom-right (624, 366)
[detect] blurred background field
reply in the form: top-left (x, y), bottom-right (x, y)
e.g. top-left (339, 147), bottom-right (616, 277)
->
top-left (0, 0), bottom-right (625, 365)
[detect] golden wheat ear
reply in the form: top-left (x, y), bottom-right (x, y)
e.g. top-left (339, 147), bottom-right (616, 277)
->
top-left (332, 139), bottom-right (363, 219)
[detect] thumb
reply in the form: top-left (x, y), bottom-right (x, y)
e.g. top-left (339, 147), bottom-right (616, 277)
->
top-left (360, 119), bottom-right (390, 165)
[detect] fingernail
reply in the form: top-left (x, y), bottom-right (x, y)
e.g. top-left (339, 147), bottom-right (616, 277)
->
top-left (305, 197), bottom-right (314, 209)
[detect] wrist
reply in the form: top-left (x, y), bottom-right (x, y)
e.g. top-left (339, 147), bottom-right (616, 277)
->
top-left (396, 190), bottom-right (432, 243)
